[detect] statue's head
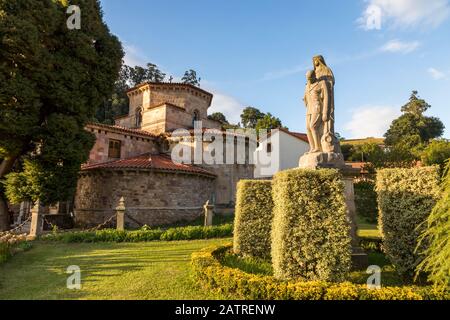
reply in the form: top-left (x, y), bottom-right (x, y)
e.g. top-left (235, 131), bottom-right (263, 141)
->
top-left (313, 55), bottom-right (327, 68)
top-left (306, 70), bottom-right (315, 82)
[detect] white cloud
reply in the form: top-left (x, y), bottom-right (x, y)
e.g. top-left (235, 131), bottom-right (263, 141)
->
top-left (123, 44), bottom-right (148, 67)
top-left (427, 67), bottom-right (447, 80)
top-left (359, 0), bottom-right (450, 30)
top-left (344, 106), bottom-right (401, 138)
top-left (208, 90), bottom-right (245, 125)
top-left (261, 65), bottom-right (308, 81)
top-left (380, 39), bottom-right (421, 54)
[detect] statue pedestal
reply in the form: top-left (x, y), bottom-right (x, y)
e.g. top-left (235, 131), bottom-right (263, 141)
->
top-left (299, 155), bottom-right (368, 270)
top-left (298, 152), bottom-right (345, 169)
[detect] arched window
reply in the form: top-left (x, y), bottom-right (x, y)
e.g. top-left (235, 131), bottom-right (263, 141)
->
top-left (192, 109), bottom-right (200, 127)
top-left (135, 107), bottom-right (143, 128)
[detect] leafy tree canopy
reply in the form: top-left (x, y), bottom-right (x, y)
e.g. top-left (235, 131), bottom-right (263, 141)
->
top-left (255, 113), bottom-right (283, 132)
top-left (181, 69), bottom-right (200, 86)
top-left (208, 112), bottom-right (229, 124)
top-left (385, 91), bottom-right (444, 148)
top-left (240, 107), bottom-right (265, 129)
top-left (421, 139), bottom-right (450, 170)
top-left (0, 0), bottom-right (123, 229)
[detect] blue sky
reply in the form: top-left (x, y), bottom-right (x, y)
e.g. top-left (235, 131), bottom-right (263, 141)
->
top-left (100, 0), bottom-right (450, 138)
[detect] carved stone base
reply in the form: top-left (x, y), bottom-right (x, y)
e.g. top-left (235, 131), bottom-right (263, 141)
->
top-left (298, 152), bottom-right (345, 169)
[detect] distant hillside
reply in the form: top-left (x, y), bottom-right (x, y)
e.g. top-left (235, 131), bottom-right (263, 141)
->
top-left (341, 137), bottom-right (385, 146)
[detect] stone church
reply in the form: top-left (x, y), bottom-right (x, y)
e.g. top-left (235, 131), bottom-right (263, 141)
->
top-left (75, 82), bottom-right (254, 227)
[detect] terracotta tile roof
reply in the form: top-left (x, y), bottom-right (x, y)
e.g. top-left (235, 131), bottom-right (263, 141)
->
top-left (87, 122), bottom-right (156, 139)
top-left (346, 162), bottom-right (370, 174)
top-left (260, 128), bottom-right (309, 143)
top-left (282, 130), bottom-right (309, 143)
top-left (81, 153), bottom-right (216, 177)
top-left (148, 102), bottom-right (185, 111)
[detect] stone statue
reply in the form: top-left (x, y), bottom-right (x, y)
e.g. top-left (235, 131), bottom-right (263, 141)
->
top-left (299, 56), bottom-right (345, 169)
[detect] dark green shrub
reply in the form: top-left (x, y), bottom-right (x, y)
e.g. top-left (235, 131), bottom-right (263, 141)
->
top-left (40, 224), bottom-right (233, 243)
top-left (376, 167), bottom-right (441, 279)
top-left (271, 169), bottom-right (352, 282)
top-left (191, 244), bottom-right (449, 300)
top-left (233, 180), bottom-right (273, 260)
top-left (354, 180), bottom-right (378, 223)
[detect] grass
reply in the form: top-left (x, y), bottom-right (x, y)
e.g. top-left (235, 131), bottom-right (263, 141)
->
top-left (0, 239), bottom-right (230, 300)
top-left (357, 216), bottom-right (381, 239)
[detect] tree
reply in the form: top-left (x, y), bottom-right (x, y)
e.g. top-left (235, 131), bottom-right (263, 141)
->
top-left (385, 91), bottom-right (445, 148)
top-left (255, 113), bottom-right (283, 131)
top-left (421, 139), bottom-right (450, 170)
top-left (0, 0), bottom-right (123, 230)
top-left (240, 107), bottom-right (265, 129)
top-left (96, 62), bottom-right (166, 124)
top-left (181, 69), bottom-right (200, 86)
top-left (208, 112), bottom-right (229, 124)
top-left (129, 63), bottom-right (166, 86)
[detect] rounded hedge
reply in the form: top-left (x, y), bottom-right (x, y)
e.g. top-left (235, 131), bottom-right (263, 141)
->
top-left (191, 244), bottom-right (449, 300)
top-left (376, 167), bottom-right (441, 279)
top-left (234, 180), bottom-right (273, 260)
top-left (271, 169), bottom-right (352, 282)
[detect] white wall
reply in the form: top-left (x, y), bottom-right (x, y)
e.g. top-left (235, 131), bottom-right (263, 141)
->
top-left (254, 130), bottom-right (309, 178)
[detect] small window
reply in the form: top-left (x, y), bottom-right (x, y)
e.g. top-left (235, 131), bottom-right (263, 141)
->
top-left (192, 109), bottom-right (200, 127)
top-left (135, 107), bottom-right (143, 128)
top-left (267, 143), bottom-right (272, 153)
top-left (108, 139), bottom-right (122, 159)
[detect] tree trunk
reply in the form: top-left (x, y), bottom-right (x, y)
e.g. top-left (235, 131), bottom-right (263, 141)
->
top-left (0, 156), bottom-right (20, 231)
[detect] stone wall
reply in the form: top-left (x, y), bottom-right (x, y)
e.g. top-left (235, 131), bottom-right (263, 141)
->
top-left (74, 169), bottom-right (215, 227)
top-left (86, 126), bottom-right (157, 165)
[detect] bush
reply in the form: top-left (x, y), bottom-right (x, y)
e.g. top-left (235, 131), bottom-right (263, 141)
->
top-left (421, 139), bottom-right (450, 170)
top-left (376, 167), bottom-right (441, 279)
top-left (416, 160), bottom-right (450, 288)
top-left (271, 169), bottom-right (351, 282)
top-left (40, 224), bottom-right (233, 243)
top-left (233, 180), bottom-right (273, 260)
top-left (0, 233), bottom-right (31, 264)
top-left (191, 244), bottom-right (449, 300)
top-left (354, 180), bottom-right (378, 223)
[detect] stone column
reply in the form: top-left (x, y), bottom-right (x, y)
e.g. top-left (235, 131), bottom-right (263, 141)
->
top-left (342, 176), bottom-right (359, 247)
top-left (28, 201), bottom-right (44, 240)
top-left (341, 167), bottom-right (368, 270)
top-left (116, 197), bottom-right (126, 231)
top-left (203, 201), bottom-right (214, 227)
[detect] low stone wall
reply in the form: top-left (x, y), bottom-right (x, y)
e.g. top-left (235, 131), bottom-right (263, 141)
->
top-left (74, 169), bottom-right (215, 228)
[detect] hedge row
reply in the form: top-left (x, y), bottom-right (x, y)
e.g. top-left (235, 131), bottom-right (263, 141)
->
top-left (271, 169), bottom-right (351, 282)
top-left (40, 224), bottom-right (233, 243)
top-left (376, 167), bottom-right (441, 278)
top-left (191, 244), bottom-right (449, 300)
top-left (234, 180), bottom-right (273, 260)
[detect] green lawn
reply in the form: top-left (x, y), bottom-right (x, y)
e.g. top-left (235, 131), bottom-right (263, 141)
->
top-left (357, 216), bottom-right (381, 239)
top-left (0, 239), bottom-right (230, 300)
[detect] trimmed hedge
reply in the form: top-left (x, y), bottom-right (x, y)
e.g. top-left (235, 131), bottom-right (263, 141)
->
top-left (354, 180), bottom-right (378, 223)
top-left (271, 169), bottom-right (351, 282)
top-left (376, 167), bottom-right (441, 279)
top-left (40, 224), bottom-right (233, 243)
top-left (234, 180), bottom-right (273, 260)
top-left (191, 244), bottom-right (449, 300)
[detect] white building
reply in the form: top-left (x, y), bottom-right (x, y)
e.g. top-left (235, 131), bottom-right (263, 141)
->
top-left (254, 128), bottom-right (310, 178)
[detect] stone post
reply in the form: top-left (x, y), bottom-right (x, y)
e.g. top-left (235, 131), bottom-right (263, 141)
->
top-left (342, 176), bottom-right (359, 247)
top-left (203, 200), bottom-right (214, 227)
top-left (28, 201), bottom-right (44, 240)
top-left (116, 197), bottom-right (126, 231)
top-left (341, 168), bottom-right (369, 270)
